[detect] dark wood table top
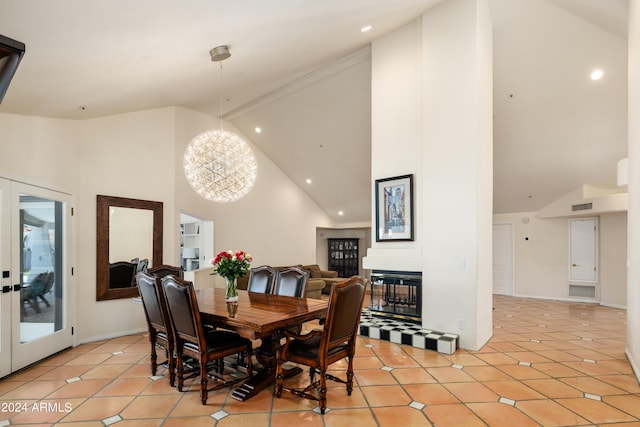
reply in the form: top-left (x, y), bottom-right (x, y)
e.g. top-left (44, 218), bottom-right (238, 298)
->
top-left (196, 288), bottom-right (328, 340)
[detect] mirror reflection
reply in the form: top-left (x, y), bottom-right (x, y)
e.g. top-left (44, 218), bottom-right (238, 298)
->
top-left (108, 207), bottom-right (153, 288)
top-left (96, 195), bottom-right (163, 301)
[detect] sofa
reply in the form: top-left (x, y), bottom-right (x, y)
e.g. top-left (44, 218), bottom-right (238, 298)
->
top-left (301, 264), bottom-right (349, 295)
top-left (236, 264), bottom-right (348, 299)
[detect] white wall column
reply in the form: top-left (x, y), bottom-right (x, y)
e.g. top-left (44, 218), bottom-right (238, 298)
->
top-left (421, 0), bottom-right (493, 350)
top-left (367, 0), bottom-right (493, 350)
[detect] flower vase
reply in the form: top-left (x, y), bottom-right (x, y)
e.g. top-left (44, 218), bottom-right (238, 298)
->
top-left (225, 277), bottom-right (239, 302)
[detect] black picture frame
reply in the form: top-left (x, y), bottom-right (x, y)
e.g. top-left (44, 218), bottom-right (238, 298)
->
top-left (375, 174), bottom-right (414, 242)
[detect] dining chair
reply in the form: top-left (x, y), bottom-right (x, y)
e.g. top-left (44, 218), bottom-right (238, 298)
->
top-left (161, 275), bottom-right (253, 405)
top-left (108, 261), bottom-right (137, 288)
top-left (272, 266), bottom-right (309, 297)
top-left (148, 264), bottom-right (183, 279)
top-left (247, 265), bottom-right (277, 294)
top-left (136, 271), bottom-right (175, 386)
top-left (274, 275), bottom-right (368, 414)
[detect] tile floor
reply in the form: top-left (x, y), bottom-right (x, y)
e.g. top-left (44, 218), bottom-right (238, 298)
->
top-left (1, 295), bottom-right (639, 426)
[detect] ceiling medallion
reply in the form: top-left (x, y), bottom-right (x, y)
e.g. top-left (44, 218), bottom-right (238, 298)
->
top-left (183, 45), bottom-right (257, 202)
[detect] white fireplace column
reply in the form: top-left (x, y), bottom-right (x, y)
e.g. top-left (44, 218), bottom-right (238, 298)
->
top-left (365, 0), bottom-right (493, 351)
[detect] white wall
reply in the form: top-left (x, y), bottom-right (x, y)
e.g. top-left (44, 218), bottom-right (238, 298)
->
top-left (493, 212), bottom-right (627, 306)
top-left (626, 0), bottom-right (640, 381)
top-left (600, 212), bottom-right (627, 308)
top-left (364, 16), bottom-right (422, 272)
top-left (0, 106), bottom-right (335, 343)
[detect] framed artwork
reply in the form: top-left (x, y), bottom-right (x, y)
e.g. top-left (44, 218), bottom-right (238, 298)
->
top-left (375, 174), bottom-right (414, 242)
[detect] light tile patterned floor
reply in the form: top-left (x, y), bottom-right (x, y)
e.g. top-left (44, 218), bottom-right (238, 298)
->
top-left (1, 295), bottom-right (639, 426)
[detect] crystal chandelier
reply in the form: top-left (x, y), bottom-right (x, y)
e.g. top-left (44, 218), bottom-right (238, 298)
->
top-left (184, 46), bottom-right (257, 203)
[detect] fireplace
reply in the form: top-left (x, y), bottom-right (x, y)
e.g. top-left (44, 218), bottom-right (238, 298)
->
top-left (369, 270), bottom-right (421, 323)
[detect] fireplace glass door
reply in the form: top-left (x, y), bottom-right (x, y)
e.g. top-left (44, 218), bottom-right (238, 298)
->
top-left (370, 270), bottom-right (421, 322)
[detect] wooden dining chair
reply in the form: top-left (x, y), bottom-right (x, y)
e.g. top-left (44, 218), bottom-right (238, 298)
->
top-left (109, 261), bottom-right (137, 288)
top-left (275, 275), bottom-right (368, 414)
top-left (148, 264), bottom-right (183, 279)
top-left (247, 265), bottom-right (277, 293)
top-left (161, 275), bottom-right (253, 405)
top-left (272, 267), bottom-right (309, 297)
top-left (136, 271), bottom-right (175, 386)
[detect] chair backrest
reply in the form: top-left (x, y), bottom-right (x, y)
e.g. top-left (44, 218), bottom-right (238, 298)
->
top-left (137, 271), bottom-right (169, 332)
top-left (42, 271), bottom-right (55, 294)
top-left (148, 264), bottom-right (184, 279)
top-left (28, 271), bottom-right (49, 296)
top-left (161, 275), bottom-right (204, 347)
top-left (109, 261), bottom-right (137, 288)
top-left (247, 265), bottom-right (277, 294)
top-left (136, 258), bottom-right (149, 274)
top-left (323, 276), bottom-right (368, 349)
top-left (273, 267), bottom-right (309, 297)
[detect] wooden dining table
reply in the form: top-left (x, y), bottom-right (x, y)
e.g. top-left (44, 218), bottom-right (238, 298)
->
top-left (195, 288), bottom-right (328, 401)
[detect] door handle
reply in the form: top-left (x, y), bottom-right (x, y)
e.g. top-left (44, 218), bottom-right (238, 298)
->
top-left (572, 264), bottom-right (578, 267)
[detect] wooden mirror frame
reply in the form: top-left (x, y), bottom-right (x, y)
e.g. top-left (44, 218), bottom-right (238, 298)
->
top-left (96, 195), bottom-right (163, 301)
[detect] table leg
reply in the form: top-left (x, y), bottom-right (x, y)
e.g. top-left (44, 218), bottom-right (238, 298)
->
top-left (231, 334), bottom-right (302, 401)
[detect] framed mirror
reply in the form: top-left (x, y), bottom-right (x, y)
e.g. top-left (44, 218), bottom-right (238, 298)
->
top-left (96, 195), bottom-right (163, 301)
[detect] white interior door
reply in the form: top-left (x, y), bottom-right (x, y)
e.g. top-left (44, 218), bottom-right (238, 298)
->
top-left (493, 223), bottom-right (514, 295)
top-left (0, 180), bottom-right (73, 376)
top-left (569, 218), bottom-right (598, 283)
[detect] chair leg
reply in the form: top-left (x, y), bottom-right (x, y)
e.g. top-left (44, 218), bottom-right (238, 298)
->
top-left (149, 339), bottom-right (158, 376)
top-left (176, 348), bottom-right (184, 392)
top-left (274, 358), bottom-right (283, 398)
top-left (167, 347), bottom-right (176, 387)
top-left (200, 356), bottom-right (209, 405)
top-left (346, 355), bottom-right (354, 396)
top-left (37, 294), bottom-right (51, 307)
top-left (319, 371), bottom-right (328, 414)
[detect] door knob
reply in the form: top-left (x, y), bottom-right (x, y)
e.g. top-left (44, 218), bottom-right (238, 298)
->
top-left (572, 264), bottom-right (578, 267)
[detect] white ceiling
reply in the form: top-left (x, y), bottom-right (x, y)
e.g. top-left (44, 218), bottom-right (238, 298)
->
top-left (0, 0), bottom-right (629, 223)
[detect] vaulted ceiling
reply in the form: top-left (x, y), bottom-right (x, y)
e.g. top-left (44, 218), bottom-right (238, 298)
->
top-left (0, 0), bottom-right (629, 223)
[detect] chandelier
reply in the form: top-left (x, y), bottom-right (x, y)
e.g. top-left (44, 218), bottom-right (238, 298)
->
top-left (183, 46), bottom-right (257, 203)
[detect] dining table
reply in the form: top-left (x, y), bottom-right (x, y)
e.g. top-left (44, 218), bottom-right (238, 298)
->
top-left (195, 287), bottom-right (328, 401)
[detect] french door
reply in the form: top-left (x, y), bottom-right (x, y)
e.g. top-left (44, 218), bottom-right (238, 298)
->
top-left (0, 179), bottom-right (73, 377)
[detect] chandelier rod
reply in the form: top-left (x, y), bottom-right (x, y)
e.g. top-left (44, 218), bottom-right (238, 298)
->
top-left (218, 61), bottom-right (224, 132)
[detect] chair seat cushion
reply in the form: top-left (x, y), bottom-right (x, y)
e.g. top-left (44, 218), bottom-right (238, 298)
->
top-left (183, 330), bottom-right (250, 353)
top-left (289, 336), bottom-right (348, 360)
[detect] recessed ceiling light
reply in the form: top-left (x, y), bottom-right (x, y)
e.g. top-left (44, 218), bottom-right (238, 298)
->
top-left (306, 178), bottom-right (312, 184)
top-left (338, 211), bottom-right (344, 216)
top-left (361, 25), bottom-right (372, 33)
top-left (254, 127), bottom-right (262, 133)
top-left (590, 69), bottom-right (604, 81)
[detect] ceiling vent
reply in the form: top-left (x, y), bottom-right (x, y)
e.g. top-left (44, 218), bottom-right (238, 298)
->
top-left (571, 202), bottom-right (593, 212)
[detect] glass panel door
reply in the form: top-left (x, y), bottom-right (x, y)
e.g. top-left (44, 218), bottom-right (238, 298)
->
top-left (10, 182), bottom-right (72, 372)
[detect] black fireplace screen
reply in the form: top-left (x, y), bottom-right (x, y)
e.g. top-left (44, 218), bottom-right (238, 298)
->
top-left (370, 270), bottom-right (421, 322)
